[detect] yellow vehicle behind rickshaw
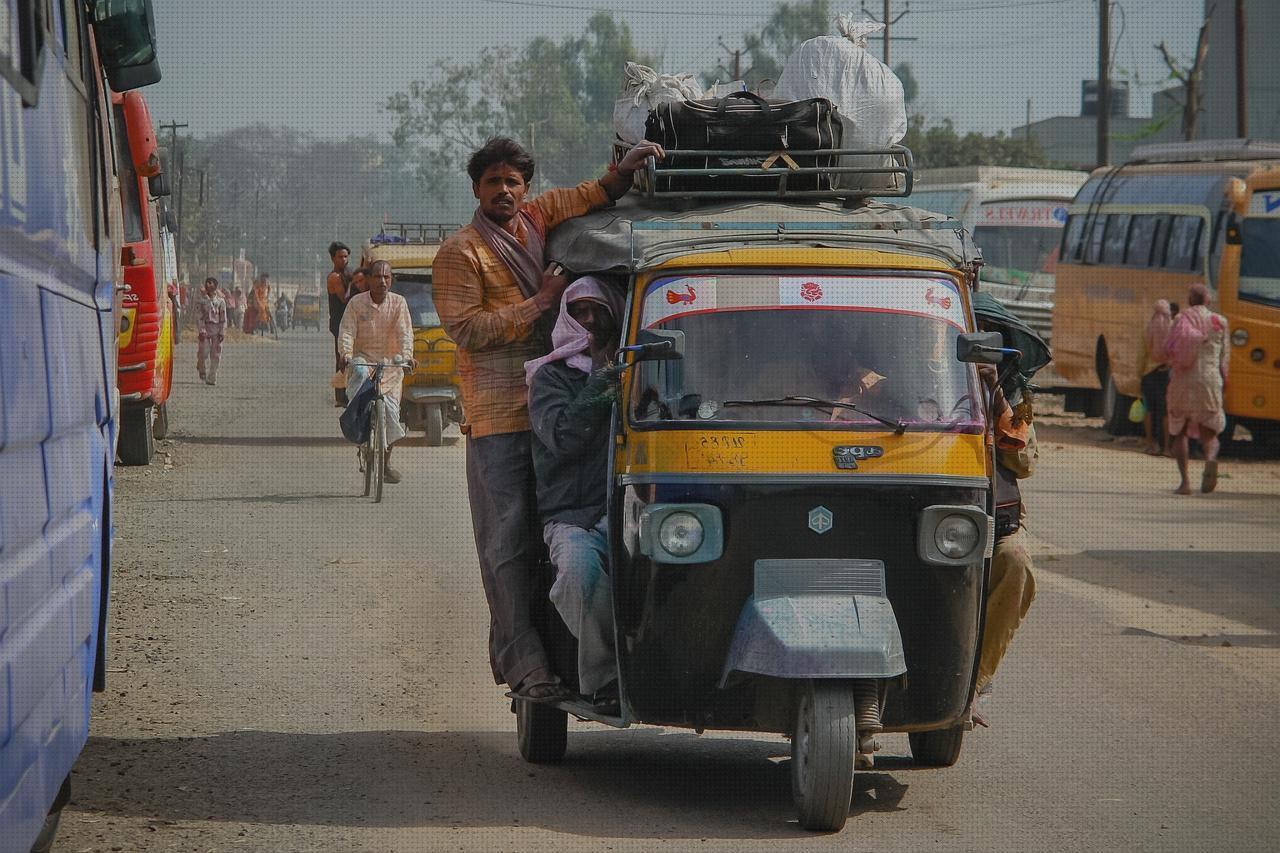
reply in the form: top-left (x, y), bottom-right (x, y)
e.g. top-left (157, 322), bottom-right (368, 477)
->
top-left (292, 293), bottom-right (324, 331)
top-left (362, 223), bottom-right (465, 445)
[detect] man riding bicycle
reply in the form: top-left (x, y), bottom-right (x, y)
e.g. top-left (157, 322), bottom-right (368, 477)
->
top-left (338, 259), bottom-right (416, 483)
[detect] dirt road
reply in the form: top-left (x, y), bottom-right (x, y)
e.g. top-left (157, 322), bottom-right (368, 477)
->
top-left (57, 332), bottom-right (1280, 852)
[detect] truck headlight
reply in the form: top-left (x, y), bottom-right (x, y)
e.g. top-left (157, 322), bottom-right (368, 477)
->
top-left (638, 503), bottom-right (723, 564)
top-left (918, 505), bottom-right (990, 566)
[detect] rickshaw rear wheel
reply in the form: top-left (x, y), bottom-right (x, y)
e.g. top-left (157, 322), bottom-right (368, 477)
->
top-left (425, 404), bottom-right (444, 447)
top-left (791, 679), bottom-right (856, 832)
top-left (515, 699), bottom-right (567, 763)
top-left (909, 725), bottom-right (966, 767)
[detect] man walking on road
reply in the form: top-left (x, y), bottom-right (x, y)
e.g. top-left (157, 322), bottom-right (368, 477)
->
top-left (435, 136), bottom-right (664, 702)
top-left (196, 276), bottom-right (228, 385)
top-left (327, 241), bottom-right (352, 405)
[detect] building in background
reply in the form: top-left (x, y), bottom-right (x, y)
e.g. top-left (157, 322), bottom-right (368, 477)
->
top-left (1010, 82), bottom-right (1180, 169)
top-left (1200, 0), bottom-right (1280, 140)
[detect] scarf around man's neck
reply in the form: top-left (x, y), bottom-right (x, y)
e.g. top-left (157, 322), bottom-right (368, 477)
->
top-left (471, 206), bottom-right (546, 300)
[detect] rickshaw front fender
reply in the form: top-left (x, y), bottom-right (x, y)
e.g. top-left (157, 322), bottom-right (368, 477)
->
top-left (717, 594), bottom-right (907, 686)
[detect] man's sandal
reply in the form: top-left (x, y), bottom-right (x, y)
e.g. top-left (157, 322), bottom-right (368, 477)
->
top-left (512, 680), bottom-right (569, 704)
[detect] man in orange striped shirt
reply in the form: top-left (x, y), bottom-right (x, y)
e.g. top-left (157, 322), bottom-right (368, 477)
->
top-left (435, 137), bottom-right (663, 702)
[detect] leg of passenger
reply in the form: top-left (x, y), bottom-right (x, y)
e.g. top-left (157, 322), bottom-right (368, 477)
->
top-left (196, 334), bottom-right (208, 380)
top-left (1174, 430), bottom-right (1192, 495)
top-left (1201, 429), bottom-right (1220, 493)
top-left (545, 519), bottom-right (616, 695)
top-left (976, 529), bottom-right (1036, 692)
top-left (466, 433), bottom-right (552, 691)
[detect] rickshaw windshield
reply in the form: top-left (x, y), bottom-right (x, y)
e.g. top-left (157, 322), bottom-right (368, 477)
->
top-left (392, 272), bottom-right (440, 327)
top-left (631, 274), bottom-right (981, 431)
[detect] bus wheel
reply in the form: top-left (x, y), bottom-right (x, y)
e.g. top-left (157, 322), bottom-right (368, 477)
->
top-left (1101, 372), bottom-right (1136, 436)
top-left (118, 406), bottom-right (155, 466)
top-left (152, 402), bottom-right (170, 440)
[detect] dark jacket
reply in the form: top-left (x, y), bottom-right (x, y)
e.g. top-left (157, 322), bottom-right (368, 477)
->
top-left (529, 360), bottom-right (615, 528)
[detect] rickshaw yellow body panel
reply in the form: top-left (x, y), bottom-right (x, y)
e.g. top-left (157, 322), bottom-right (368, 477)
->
top-left (617, 430), bottom-right (987, 480)
top-left (362, 244), bottom-right (442, 269)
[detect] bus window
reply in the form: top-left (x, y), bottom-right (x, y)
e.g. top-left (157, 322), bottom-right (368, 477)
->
top-left (1149, 215), bottom-right (1172, 268)
top-left (1240, 217), bottom-right (1280, 307)
top-left (1084, 215), bottom-right (1107, 264)
top-left (1126, 215), bottom-right (1157, 266)
top-left (112, 102), bottom-right (144, 242)
top-left (1165, 215), bottom-right (1202, 272)
top-left (1061, 215), bottom-right (1086, 263)
top-left (1102, 214), bottom-right (1131, 265)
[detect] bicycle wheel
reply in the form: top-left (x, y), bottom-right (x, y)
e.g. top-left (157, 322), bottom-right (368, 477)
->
top-left (361, 444), bottom-right (372, 496)
top-left (371, 402), bottom-right (385, 503)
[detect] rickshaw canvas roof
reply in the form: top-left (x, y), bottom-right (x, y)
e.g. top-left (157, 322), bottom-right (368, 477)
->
top-left (547, 196), bottom-right (978, 274)
top-left (362, 242), bottom-right (442, 269)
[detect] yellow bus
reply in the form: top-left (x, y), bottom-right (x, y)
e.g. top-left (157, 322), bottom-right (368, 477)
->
top-left (1052, 140), bottom-right (1280, 445)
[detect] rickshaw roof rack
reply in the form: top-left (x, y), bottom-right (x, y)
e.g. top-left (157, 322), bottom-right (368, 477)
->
top-left (370, 222), bottom-right (464, 245)
top-left (548, 195), bottom-right (978, 274)
top-left (621, 143), bottom-right (915, 202)
top-left (1127, 138), bottom-right (1280, 165)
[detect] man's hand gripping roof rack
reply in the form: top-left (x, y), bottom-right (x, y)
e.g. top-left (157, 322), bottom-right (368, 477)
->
top-left (615, 142), bottom-right (915, 201)
top-left (370, 223), bottom-right (463, 245)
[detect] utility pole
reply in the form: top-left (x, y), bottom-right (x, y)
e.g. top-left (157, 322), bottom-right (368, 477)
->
top-left (1026, 98), bottom-right (1032, 145)
top-left (1097, 0), bottom-right (1110, 167)
top-left (1235, 0), bottom-right (1247, 138)
top-left (860, 2), bottom-right (913, 66)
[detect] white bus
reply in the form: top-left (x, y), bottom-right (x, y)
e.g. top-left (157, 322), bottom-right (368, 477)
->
top-left (908, 166), bottom-right (1089, 346)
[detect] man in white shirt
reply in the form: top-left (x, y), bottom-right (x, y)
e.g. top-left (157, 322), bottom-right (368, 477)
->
top-left (338, 260), bottom-right (416, 482)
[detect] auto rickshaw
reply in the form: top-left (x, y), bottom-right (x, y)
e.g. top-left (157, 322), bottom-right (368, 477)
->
top-left (363, 224), bottom-right (465, 446)
top-left (512, 145), bottom-right (1001, 832)
top-left (292, 293), bottom-right (324, 331)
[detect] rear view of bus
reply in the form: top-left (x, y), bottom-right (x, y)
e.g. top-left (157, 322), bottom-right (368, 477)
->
top-left (0, 2), bottom-right (161, 850)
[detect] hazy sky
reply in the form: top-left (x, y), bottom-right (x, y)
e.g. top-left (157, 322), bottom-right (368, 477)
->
top-left (148, 0), bottom-right (1203, 139)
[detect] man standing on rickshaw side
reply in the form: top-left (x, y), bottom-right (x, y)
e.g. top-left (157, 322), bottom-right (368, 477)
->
top-left (525, 277), bottom-right (625, 711)
top-left (434, 136), bottom-right (664, 702)
top-left (328, 241), bottom-right (352, 405)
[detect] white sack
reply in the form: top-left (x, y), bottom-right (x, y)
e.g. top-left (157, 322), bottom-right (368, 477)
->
top-left (612, 62), bottom-right (704, 144)
top-left (775, 16), bottom-right (908, 190)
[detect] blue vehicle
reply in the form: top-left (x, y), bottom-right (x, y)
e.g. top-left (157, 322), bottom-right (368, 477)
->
top-left (0, 2), bottom-right (160, 851)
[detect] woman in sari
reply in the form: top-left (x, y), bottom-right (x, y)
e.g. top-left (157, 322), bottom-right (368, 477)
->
top-left (1165, 283), bottom-right (1229, 494)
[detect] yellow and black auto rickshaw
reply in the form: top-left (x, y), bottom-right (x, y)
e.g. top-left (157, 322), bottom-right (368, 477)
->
top-left (513, 145), bottom-right (1002, 832)
top-left (363, 223), bottom-right (464, 446)
top-left (292, 292), bottom-right (324, 331)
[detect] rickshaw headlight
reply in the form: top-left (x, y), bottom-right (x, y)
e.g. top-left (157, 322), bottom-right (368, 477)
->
top-left (639, 503), bottom-right (723, 564)
top-left (659, 512), bottom-right (704, 557)
top-left (934, 515), bottom-right (980, 559)
top-left (918, 505), bottom-right (989, 566)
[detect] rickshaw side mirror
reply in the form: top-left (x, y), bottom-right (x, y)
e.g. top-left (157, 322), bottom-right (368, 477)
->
top-left (955, 331), bottom-right (1006, 365)
top-left (630, 329), bottom-right (685, 361)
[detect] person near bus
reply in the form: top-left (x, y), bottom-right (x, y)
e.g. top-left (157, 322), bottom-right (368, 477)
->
top-left (1165, 283), bottom-right (1230, 495)
top-left (338, 260), bottom-right (415, 484)
top-left (327, 241), bottom-right (353, 404)
top-left (1141, 299), bottom-right (1177, 457)
top-left (433, 135), bottom-right (664, 703)
top-left (196, 277), bottom-right (229, 386)
top-left (525, 277), bottom-right (626, 712)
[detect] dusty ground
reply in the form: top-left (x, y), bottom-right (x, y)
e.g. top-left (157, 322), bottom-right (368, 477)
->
top-left (53, 331), bottom-right (1280, 852)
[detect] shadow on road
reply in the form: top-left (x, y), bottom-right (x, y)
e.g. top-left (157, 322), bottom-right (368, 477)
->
top-left (176, 436), bottom-right (352, 447)
top-left (134, 492), bottom-right (355, 504)
top-left (69, 729), bottom-right (920, 838)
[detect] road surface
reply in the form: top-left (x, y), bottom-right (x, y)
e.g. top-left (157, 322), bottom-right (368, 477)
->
top-left (57, 331), bottom-right (1280, 852)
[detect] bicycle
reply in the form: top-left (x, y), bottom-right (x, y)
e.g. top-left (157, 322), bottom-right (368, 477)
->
top-left (348, 357), bottom-right (411, 503)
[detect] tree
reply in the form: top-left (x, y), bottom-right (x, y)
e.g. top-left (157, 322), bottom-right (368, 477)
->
top-left (902, 116), bottom-right (1048, 169)
top-left (387, 14), bottom-right (653, 200)
top-left (894, 62), bottom-right (917, 106)
top-left (1156, 4), bottom-right (1213, 141)
top-left (708, 0), bottom-right (833, 88)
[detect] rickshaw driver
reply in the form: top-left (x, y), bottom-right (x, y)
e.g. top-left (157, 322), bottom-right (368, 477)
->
top-left (434, 136), bottom-right (666, 703)
top-left (525, 277), bottom-right (626, 712)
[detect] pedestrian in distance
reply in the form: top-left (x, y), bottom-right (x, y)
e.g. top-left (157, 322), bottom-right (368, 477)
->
top-left (327, 241), bottom-right (353, 405)
top-left (434, 135), bottom-right (665, 703)
top-left (1141, 299), bottom-right (1177, 456)
top-left (1166, 283), bottom-right (1229, 494)
top-left (196, 276), bottom-right (228, 385)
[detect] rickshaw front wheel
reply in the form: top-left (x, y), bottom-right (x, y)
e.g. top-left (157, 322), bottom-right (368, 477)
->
top-left (791, 679), bottom-right (856, 832)
top-left (516, 699), bottom-right (567, 763)
top-left (909, 725), bottom-right (965, 767)
top-left (425, 404), bottom-right (444, 447)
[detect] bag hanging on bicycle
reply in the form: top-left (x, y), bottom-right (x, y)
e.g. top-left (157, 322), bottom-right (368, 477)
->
top-left (339, 377), bottom-right (377, 444)
top-left (643, 92), bottom-right (843, 193)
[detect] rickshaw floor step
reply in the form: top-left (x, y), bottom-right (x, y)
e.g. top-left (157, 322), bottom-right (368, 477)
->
top-left (506, 693), bottom-right (631, 729)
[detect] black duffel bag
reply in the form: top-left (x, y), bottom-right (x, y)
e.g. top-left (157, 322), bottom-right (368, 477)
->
top-left (643, 92), bottom-right (842, 193)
